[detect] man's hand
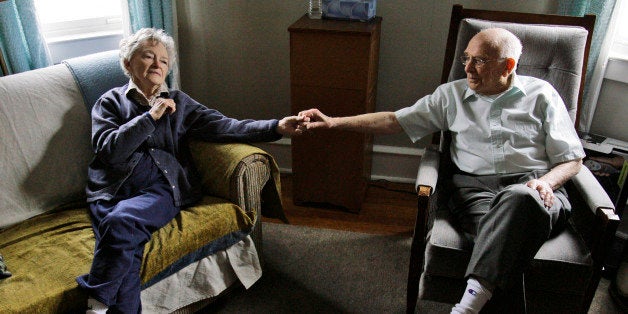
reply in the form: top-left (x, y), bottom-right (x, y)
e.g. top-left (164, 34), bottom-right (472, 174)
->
top-left (526, 179), bottom-right (555, 208)
top-left (149, 98), bottom-right (176, 120)
top-left (277, 116), bottom-right (307, 136)
top-left (526, 159), bottom-right (582, 208)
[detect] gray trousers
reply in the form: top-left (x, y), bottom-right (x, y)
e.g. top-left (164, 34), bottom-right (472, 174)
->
top-left (449, 170), bottom-right (571, 290)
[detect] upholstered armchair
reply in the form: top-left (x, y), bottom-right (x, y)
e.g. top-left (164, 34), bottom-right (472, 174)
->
top-left (407, 5), bottom-right (620, 313)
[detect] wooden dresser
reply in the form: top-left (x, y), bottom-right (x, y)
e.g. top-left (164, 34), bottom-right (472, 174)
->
top-left (288, 15), bottom-right (382, 212)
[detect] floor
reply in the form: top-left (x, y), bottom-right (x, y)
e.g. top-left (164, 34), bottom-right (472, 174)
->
top-left (263, 175), bottom-right (417, 236)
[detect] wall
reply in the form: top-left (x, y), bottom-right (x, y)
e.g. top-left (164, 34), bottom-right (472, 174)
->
top-left (175, 0), bottom-right (559, 182)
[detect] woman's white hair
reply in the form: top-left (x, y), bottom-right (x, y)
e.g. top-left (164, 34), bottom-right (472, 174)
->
top-left (119, 28), bottom-right (177, 77)
top-left (478, 28), bottom-right (523, 66)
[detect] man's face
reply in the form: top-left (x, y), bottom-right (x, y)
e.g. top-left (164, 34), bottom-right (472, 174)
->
top-left (463, 35), bottom-right (510, 95)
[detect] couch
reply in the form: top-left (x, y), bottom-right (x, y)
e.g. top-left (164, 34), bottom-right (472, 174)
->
top-left (0, 50), bottom-right (286, 313)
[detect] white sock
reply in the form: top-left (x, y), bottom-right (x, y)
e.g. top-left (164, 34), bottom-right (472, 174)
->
top-left (86, 297), bottom-right (108, 314)
top-left (450, 277), bottom-right (493, 314)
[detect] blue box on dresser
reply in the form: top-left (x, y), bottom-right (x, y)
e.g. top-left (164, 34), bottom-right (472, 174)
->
top-left (322, 0), bottom-right (376, 21)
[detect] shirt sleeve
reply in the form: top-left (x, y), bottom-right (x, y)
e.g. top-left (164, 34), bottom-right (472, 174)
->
top-left (394, 84), bottom-right (451, 143)
top-left (541, 85), bottom-right (586, 165)
top-left (175, 91), bottom-right (282, 143)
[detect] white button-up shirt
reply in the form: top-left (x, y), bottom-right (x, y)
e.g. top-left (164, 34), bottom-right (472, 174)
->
top-left (395, 75), bottom-right (585, 175)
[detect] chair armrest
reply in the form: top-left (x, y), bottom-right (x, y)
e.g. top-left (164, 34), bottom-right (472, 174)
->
top-left (188, 141), bottom-right (271, 214)
top-left (414, 147), bottom-right (442, 244)
top-left (408, 147), bottom-right (441, 310)
top-left (568, 166), bottom-right (620, 265)
top-left (570, 166), bottom-right (617, 218)
top-left (415, 148), bottom-right (440, 196)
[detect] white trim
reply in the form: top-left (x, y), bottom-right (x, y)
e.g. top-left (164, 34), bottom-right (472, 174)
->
top-left (120, 0), bottom-right (133, 37)
top-left (41, 17), bottom-right (123, 42)
top-left (255, 138), bottom-right (423, 183)
top-left (171, 0), bottom-right (181, 90)
top-left (604, 58), bottom-right (628, 84)
top-left (373, 143), bottom-right (424, 156)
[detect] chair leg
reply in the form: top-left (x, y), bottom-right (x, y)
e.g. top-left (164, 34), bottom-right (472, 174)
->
top-left (407, 197), bottom-right (428, 314)
top-left (521, 273), bottom-right (528, 314)
top-left (406, 239), bottom-right (423, 314)
top-left (406, 237), bottom-right (423, 314)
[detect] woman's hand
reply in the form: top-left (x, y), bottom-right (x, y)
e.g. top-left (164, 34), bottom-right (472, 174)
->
top-left (149, 98), bottom-right (176, 120)
top-left (277, 116), bottom-right (307, 136)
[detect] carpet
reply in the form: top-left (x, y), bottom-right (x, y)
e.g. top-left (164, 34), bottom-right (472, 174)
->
top-left (200, 222), bottom-right (621, 314)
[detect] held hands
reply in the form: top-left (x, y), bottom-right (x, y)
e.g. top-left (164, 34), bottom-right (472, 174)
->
top-left (298, 108), bottom-right (333, 130)
top-left (149, 98), bottom-right (176, 121)
top-left (277, 116), bottom-right (308, 136)
top-left (276, 108), bottom-right (331, 136)
top-left (526, 179), bottom-right (554, 208)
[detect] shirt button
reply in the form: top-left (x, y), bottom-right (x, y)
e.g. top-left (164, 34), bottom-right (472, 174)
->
top-left (172, 186), bottom-right (176, 189)
top-left (163, 170), bottom-right (168, 174)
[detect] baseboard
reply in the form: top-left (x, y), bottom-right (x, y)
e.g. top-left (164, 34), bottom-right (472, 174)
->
top-left (254, 138), bottom-right (422, 184)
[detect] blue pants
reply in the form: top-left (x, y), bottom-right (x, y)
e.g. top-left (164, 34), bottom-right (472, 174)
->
top-left (77, 155), bottom-right (179, 313)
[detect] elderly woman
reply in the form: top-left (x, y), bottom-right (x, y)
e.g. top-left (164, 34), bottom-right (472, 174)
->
top-left (76, 28), bottom-right (302, 313)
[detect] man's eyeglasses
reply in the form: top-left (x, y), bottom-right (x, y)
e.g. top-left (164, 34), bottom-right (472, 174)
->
top-left (460, 56), bottom-right (506, 67)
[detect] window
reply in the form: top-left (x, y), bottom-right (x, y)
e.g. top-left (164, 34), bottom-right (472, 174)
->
top-left (35, 0), bottom-right (123, 42)
top-left (34, 0), bottom-right (125, 63)
top-left (609, 0), bottom-right (628, 60)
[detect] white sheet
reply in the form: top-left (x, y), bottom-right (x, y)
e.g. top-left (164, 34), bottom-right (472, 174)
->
top-left (141, 235), bottom-right (262, 313)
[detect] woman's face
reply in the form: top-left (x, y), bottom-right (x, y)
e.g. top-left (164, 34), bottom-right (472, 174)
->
top-left (125, 40), bottom-right (169, 96)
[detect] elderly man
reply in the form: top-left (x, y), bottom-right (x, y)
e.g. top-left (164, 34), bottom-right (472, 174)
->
top-left (298, 28), bottom-right (584, 313)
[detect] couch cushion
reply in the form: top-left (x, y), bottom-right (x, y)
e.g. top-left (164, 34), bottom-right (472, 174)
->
top-left (0, 196), bottom-right (254, 313)
top-left (422, 209), bottom-right (593, 296)
top-left (0, 64), bottom-right (91, 229)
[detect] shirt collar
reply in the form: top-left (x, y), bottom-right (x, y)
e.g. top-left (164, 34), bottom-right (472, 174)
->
top-left (125, 79), bottom-right (170, 106)
top-left (463, 72), bottom-right (525, 102)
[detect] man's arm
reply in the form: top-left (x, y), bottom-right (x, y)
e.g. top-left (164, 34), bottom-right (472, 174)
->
top-left (526, 158), bottom-right (583, 208)
top-left (298, 109), bottom-right (404, 135)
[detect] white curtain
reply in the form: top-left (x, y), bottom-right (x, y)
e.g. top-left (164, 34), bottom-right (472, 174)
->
top-left (579, 0), bottom-right (624, 132)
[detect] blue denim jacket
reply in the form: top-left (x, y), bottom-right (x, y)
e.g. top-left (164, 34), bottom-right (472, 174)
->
top-left (86, 84), bottom-right (281, 206)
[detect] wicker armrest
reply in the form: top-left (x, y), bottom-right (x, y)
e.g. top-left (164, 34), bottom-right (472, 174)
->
top-left (188, 141), bottom-right (271, 214)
